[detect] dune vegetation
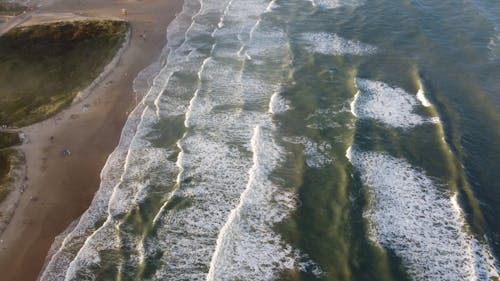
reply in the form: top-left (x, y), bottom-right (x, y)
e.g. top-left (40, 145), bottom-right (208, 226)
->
top-left (0, 131), bottom-right (21, 203)
top-left (0, 20), bottom-right (128, 127)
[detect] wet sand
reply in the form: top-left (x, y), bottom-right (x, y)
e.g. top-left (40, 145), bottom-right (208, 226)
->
top-left (0, 0), bottom-right (182, 280)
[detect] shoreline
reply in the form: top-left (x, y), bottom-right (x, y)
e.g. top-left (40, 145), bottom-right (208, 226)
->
top-left (0, 0), bottom-right (183, 280)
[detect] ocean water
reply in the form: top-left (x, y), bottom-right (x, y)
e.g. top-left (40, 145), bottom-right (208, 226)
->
top-left (39, 0), bottom-right (500, 280)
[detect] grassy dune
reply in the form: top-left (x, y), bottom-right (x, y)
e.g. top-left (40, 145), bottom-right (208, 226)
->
top-left (0, 20), bottom-right (128, 127)
top-left (0, 149), bottom-right (23, 203)
top-left (0, 132), bottom-right (21, 203)
top-left (0, 132), bottom-right (20, 149)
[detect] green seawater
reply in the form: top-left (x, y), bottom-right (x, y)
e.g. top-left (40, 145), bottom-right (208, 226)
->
top-left (274, 0), bottom-right (499, 279)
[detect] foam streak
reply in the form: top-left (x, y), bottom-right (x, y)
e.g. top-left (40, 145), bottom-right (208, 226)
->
top-left (348, 148), bottom-right (500, 280)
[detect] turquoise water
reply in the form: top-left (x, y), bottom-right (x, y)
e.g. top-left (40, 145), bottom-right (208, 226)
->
top-left (40, 0), bottom-right (499, 280)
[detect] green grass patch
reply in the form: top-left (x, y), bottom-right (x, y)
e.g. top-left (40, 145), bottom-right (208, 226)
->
top-left (0, 131), bottom-right (20, 149)
top-left (0, 132), bottom-right (21, 203)
top-left (0, 149), bottom-right (22, 203)
top-left (0, 20), bottom-right (128, 127)
top-left (0, 150), bottom-right (12, 203)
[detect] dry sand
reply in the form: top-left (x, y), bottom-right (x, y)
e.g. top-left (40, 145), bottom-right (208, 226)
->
top-left (0, 0), bottom-right (183, 280)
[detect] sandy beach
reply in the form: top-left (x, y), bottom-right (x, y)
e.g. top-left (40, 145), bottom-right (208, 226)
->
top-left (0, 0), bottom-right (182, 280)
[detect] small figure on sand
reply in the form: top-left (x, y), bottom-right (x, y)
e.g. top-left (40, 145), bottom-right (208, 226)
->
top-left (19, 132), bottom-right (27, 142)
top-left (62, 148), bottom-right (71, 157)
top-left (139, 30), bottom-right (147, 41)
top-left (121, 8), bottom-right (128, 16)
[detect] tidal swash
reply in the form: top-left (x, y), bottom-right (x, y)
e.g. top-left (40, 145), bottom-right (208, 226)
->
top-left (40, 0), bottom-right (500, 280)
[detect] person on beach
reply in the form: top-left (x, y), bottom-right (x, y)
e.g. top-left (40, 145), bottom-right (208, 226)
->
top-left (139, 30), bottom-right (147, 41)
top-left (62, 149), bottom-right (71, 157)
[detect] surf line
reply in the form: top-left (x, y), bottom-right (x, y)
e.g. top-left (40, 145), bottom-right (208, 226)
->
top-left (62, 104), bottom-right (148, 280)
top-left (206, 125), bottom-right (261, 280)
top-left (152, 0), bottom-right (226, 118)
top-left (151, 0), bottom-right (234, 226)
top-left (237, 0), bottom-right (276, 59)
top-left (206, 77), bottom-right (291, 278)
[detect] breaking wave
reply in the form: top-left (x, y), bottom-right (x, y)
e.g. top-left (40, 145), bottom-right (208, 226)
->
top-left (347, 148), bottom-right (500, 281)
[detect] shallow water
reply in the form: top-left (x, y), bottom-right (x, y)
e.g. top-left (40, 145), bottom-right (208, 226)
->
top-left (40, 0), bottom-right (500, 280)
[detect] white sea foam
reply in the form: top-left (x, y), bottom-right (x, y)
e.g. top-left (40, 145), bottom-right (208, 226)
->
top-left (151, 131), bottom-right (255, 279)
top-left (269, 91), bottom-right (290, 114)
top-left (416, 80), bottom-right (445, 127)
top-left (202, 19), bottom-right (304, 278)
top-left (149, 112), bottom-right (289, 280)
top-left (487, 26), bottom-right (499, 61)
top-left (416, 87), bottom-right (432, 107)
top-left (295, 249), bottom-right (325, 278)
top-left (265, 0), bottom-right (280, 12)
top-left (350, 90), bottom-right (359, 117)
top-left (206, 126), bottom-right (297, 281)
top-left (140, 0), bottom-right (303, 280)
top-left (199, 26), bottom-right (309, 278)
top-left (470, 236), bottom-right (500, 279)
top-left (301, 32), bottom-right (377, 56)
top-left (246, 28), bottom-right (289, 62)
top-left (313, 0), bottom-right (364, 10)
top-left (353, 78), bottom-right (430, 128)
top-left (306, 104), bottom-right (352, 130)
top-left (348, 148), bottom-right (500, 281)
top-left (284, 136), bottom-right (333, 168)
